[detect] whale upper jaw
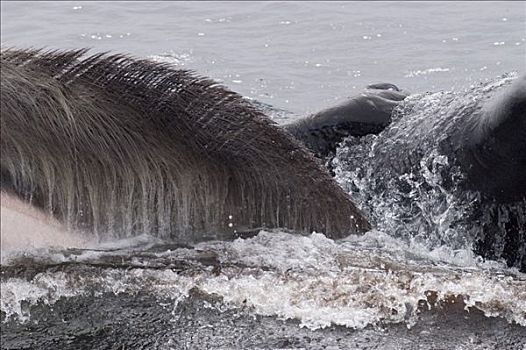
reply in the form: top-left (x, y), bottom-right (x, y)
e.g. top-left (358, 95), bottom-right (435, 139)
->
top-left (282, 84), bottom-right (409, 158)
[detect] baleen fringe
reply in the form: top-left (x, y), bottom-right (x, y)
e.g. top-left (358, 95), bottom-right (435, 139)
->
top-left (0, 48), bottom-right (370, 241)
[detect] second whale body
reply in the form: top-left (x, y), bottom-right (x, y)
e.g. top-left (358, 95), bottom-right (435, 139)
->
top-left (325, 75), bottom-right (525, 270)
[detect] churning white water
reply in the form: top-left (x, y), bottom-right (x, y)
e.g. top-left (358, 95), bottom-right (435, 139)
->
top-left (2, 230), bottom-right (525, 329)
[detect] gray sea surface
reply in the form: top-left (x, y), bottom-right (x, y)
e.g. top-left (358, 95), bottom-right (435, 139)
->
top-left (1, 1), bottom-right (525, 118)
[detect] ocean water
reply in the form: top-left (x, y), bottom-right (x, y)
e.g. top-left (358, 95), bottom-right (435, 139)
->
top-left (1, 1), bottom-right (524, 118)
top-left (1, 2), bottom-right (526, 349)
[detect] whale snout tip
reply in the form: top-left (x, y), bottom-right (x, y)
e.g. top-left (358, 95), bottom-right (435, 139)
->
top-left (364, 83), bottom-right (410, 101)
top-left (366, 83), bottom-right (400, 91)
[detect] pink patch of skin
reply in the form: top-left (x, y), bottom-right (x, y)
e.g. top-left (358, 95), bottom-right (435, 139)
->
top-left (1, 192), bottom-right (91, 252)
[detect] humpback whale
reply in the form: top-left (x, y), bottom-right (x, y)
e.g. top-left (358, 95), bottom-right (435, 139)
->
top-left (307, 75), bottom-right (524, 271)
top-left (0, 48), bottom-right (370, 242)
top-left (1, 48), bottom-right (524, 271)
top-left (283, 83), bottom-right (409, 158)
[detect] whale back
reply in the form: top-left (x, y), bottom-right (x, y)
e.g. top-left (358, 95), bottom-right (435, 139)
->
top-left (451, 75), bottom-right (526, 202)
top-left (0, 48), bottom-right (370, 241)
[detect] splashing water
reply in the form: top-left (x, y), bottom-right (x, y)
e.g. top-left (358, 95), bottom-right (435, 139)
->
top-left (1, 230), bottom-right (525, 330)
top-left (333, 74), bottom-right (525, 265)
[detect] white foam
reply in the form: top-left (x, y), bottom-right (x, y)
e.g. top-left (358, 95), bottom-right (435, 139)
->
top-left (2, 230), bottom-right (524, 330)
top-left (196, 231), bottom-right (526, 329)
top-left (1, 274), bottom-right (79, 322)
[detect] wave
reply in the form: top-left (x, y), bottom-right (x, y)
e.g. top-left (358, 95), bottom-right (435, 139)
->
top-left (2, 230), bottom-right (525, 330)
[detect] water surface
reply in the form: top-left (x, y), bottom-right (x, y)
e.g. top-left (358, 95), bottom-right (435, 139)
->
top-left (1, 1), bottom-right (524, 116)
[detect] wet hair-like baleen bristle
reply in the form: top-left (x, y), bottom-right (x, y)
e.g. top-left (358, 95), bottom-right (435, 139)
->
top-left (0, 48), bottom-right (370, 241)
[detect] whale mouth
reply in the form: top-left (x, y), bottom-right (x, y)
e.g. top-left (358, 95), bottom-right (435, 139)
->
top-left (0, 48), bottom-right (370, 242)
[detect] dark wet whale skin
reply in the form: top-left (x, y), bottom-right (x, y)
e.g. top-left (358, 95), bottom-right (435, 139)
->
top-left (283, 84), bottom-right (409, 159)
top-left (325, 76), bottom-right (525, 271)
